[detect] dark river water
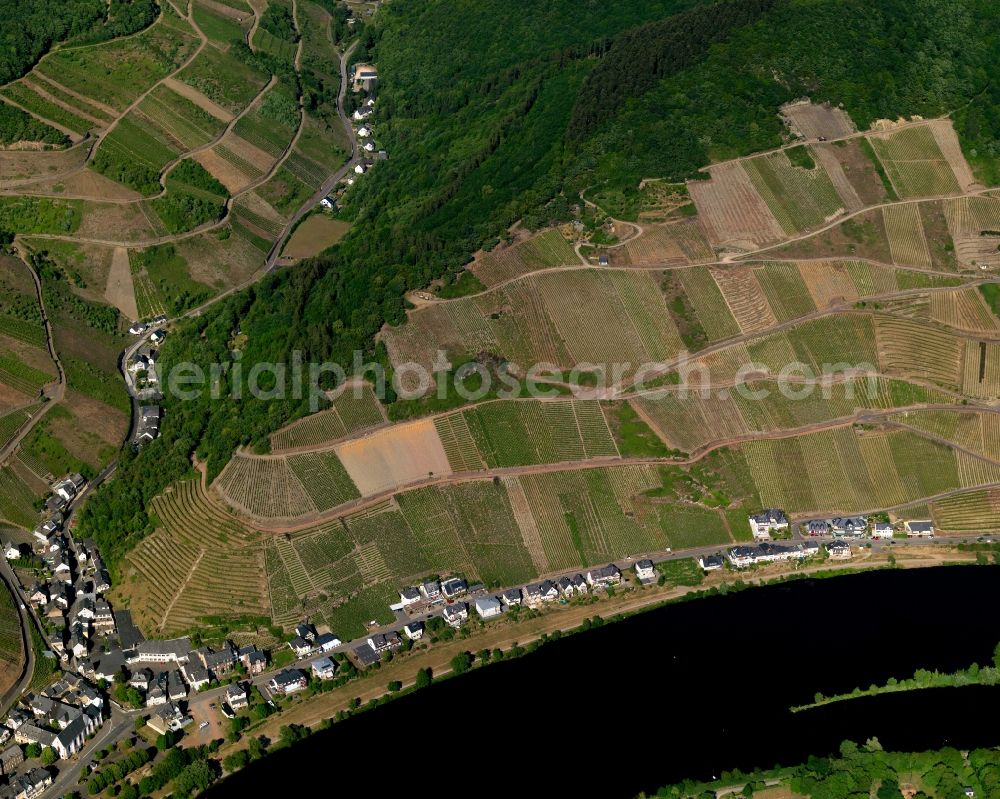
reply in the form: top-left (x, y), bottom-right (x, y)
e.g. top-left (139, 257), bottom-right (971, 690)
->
top-left (206, 566), bottom-right (1000, 798)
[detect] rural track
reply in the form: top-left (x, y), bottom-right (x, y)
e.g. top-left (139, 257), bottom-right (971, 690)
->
top-left (82, 5), bottom-right (211, 170)
top-left (0, 559), bottom-right (34, 718)
top-left (407, 253), bottom-right (991, 306)
top-left (0, 253), bottom-right (67, 467)
top-left (264, 38), bottom-right (359, 270)
top-left (219, 401), bottom-right (1000, 533)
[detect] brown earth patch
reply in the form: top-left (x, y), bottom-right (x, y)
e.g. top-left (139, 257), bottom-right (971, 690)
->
top-left (18, 166), bottom-right (142, 201)
top-left (0, 143), bottom-right (87, 187)
top-left (219, 132), bottom-right (277, 173)
top-left (176, 227), bottom-right (264, 289)
top-left (0, 334), bottom-right (57, 377)
top-left (75, 201), bottom-right (162, 242)
top-left (780, 100), bottom-right (856, 140)
top-left (334, 418), bottom-right (452, 496)
top-left (814, 140), bottom-right (888, 207)
top-left (0, 383), bottom-right (34, 415)
top-left (283, 215), bottom-right (350, 259)
top-left (64, 390), bottom-right (128, 445)
top-left (104, 246), bottom-right (139, 320)
top-left (768, 207), bottom-right (892, 263)
top-left (196, 0), bottom-right (251, 21)
top-left (161, 77), bottom-right (234, 123)
top-left (193, 149), bottom-right (254, 193)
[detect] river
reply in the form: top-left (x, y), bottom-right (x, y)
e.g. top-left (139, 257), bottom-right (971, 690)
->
top-left (205, 566), bottom-right (1000, 797)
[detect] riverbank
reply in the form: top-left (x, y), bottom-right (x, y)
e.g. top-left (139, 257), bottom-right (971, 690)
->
top-left (201, 546), bottom-right (977, 771)
top-left (793, 653), bottom-right (1000, 712)
top-left (205, 563), bottom-right (1000, 798)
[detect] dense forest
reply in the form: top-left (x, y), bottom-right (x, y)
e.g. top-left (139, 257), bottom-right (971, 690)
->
top-left (77, 0), bottom-right (1000, 567)
top-left (0, 103), bottom-right (67, 147)
top-left (0, 0), bottom-right (158, 86)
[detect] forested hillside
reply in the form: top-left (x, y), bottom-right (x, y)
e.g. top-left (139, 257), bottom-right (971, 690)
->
top-left (0, 0), bottom-right (157, 85)
top-left (77, 0), bottom-right (1000, 568)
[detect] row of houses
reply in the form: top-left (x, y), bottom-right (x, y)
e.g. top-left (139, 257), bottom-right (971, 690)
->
top-left (0, 767), bottom-right (51, 799)
top-left (753, 508), bottom-right (936, 540)
top-left (727, 542), bottom-right (820, 568)
top-left (4, 675), bottom-right (105, 761)
top-left (286, 623), bottom-right (342, 659)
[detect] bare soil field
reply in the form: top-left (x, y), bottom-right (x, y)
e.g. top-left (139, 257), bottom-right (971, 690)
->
top-left (17, 167), bottom-right (143, 201)
top-left (928, 119), bottom-right (980, 193)
top-left (192, 148), bottom-right (252, 193)
top-left (798, 260), bottom-right (860, 307)
top-left (64, 390), bottom-right (129, 445)
top-left (283, 215), bottom-right (351, 259)
top-left (176, 227), bottom-right (264, 289)
top-left (781, 100), bottom-right (856, 140)
top-left (161, 76), bottom-right (234, 123)
top-left (0, 383), bottom-right (35, 415)
top-left (710, 266), bottom-right (778, 333)
top-left (0, 143), bottom-right (88, 186)
top-left (810, 145), bottom-right (863, 212)
top-left (767, 207), bottom-right (893, 264)
top-left (688, 162), bottom-right (786, 249)
top-left (75, 201), bottom-right (162, 242)
top-left (334, 418), bottom-right (453, 496)
top-left (104, 246), bottom-right (139, 320)
top-left (814, 140), bottom-right (889, 207)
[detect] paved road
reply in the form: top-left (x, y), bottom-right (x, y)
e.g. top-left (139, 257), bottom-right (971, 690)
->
top-left (0, 559), bottom-right (35, 717)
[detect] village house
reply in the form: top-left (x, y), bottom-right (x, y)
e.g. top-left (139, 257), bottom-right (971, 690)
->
top-left (183, 664), bottom-right (210, 691)
top-left (147, 703), bottom-right (190, 736)
top-left (871, 521), bottom-right (894, 539)
top-left (748, 509), bottom-right (789, 540)
top-left (3, 767), bottom-right (52, 799)
top-left (557, 576), bottom-right (574, 597)
top-left (311, 657), bottom-right (337, 680)
top-left (404, 621), bottom-right (424, 640)
top-left (635, 559), bottom-right (656, 581)
top-left (806, 520), bottom-right (831, 536)
top-left (728, 542), bottom-right (819, 569)
top-left (226, 683), bottom-right (249, 710)
top-left (441, 577), bottom-right (467, 599)
top-left (238, 645), bottom-right (268, 674)
top-left (698, 554), bottom-right (724, 571)
top-left (500, 588), bottom-right (522, 607)
top-left (288, 637), bottom-right (313, 658)
top-left (420, 580), bottom-right (441, 601)
top-left (825, 540), bottom-right (852, 560)
top-left (474, 597), bottom-right (503, 620)
top-left (904, 520), bottom-right (935, 537)
top-left (314, 633), bottom-right (341, 653)
top-left (128, 638), bottom-right (191, 666)
top-left (399, 587), bottom-right (421, 607)
top-left (268, 669), bottom-right (307, 696)
top-left (830, 516), bottom-right (867, 538)
top-left (586, 564), bottom-right (621, 588)
top-left (442, 603), bottom-right (469, 628)
top-left (0, 745), bottom-right (23, 776)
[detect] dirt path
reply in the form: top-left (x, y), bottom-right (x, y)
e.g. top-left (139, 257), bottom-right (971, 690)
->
top-left (0, 254), bottom-right (66, 465)
top-left (161, 77), bottom-right (234, 123)
top-left (264, 38), bottom-right (359, 268)
top-left (158, 549), bottom-right (205, 631)
top-left (223, 400), bottom-right (1000, 532)
top-left (84, 5), bottom-right (210, 168)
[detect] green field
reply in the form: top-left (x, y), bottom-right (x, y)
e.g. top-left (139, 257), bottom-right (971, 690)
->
top-left (36, 7), bottom-right (199, 111)
top-left (455, 399), bottom-right (618, 468)
top-left (176, 46), bottom-right (269, 115)
top-left (0, 82), bottom-right (94, 135)
top-left (743, 149), bottom-right (844, 233)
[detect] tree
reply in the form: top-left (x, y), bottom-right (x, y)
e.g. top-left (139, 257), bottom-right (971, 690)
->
top-left (415, 667), bottom-right (433, 689)
top-left (222, 750), bottom-right (249, 772)
top-left (248, 737), bottom-right (265, 761)
top-left (40, 746), bottom-right (56, 765)
top-left (24, 743), bottom-right (41, 758)
top-left (450, 652), bottom-right (473, 674)
top-left (387, 680), bottom-right (402, 692)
